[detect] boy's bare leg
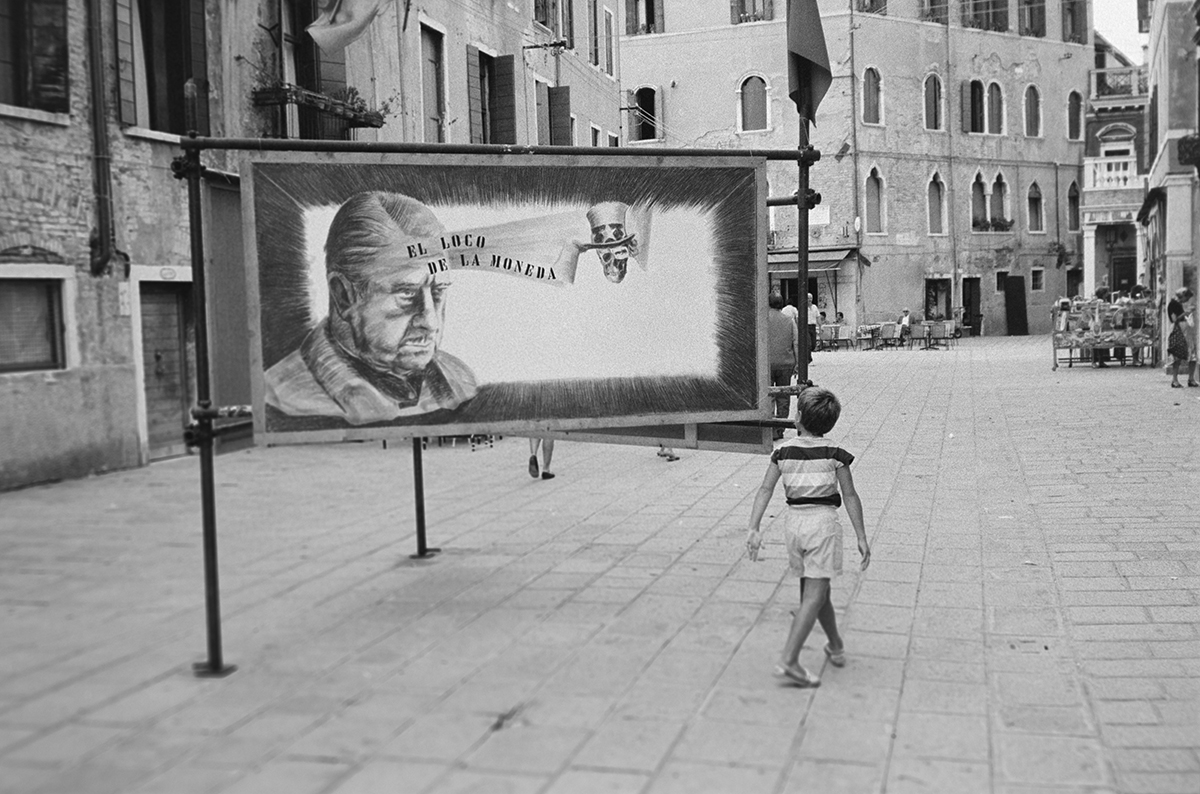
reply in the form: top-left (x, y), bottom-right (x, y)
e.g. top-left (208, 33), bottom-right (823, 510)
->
top-left (781, 577), bottom-right (830, 668)
top-left (816, 588), bottom-right (842, 652)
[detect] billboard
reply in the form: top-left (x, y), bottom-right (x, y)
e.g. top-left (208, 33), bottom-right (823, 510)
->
top-left (243, 153), bottom-right (769, 445)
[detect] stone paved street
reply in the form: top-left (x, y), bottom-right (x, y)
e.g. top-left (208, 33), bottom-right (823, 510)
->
top-left (1, 335), bottom-right (1197, 794)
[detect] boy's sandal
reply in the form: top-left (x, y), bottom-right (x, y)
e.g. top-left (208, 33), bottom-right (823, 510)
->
top-left (824, 644), bottom-right (846, 667)
top-left (1171, 383), bottom-right (1183, 388)
top-left (774, 664), bottom-right (820, 688)
top-left (528, 455), bottom-right (540, 478)
top-left (1189, 382), bottom-right (1200, 387)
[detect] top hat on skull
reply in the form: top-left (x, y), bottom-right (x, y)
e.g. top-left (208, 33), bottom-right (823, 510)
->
top-left (587, 202), bottom-right (638, 283)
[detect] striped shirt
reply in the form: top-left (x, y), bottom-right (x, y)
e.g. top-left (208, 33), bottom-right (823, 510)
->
top-left (771, 436), bottom-right (855, 508)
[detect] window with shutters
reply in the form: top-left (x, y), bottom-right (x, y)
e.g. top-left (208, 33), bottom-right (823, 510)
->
top-left (1067, 182), bottom-right (1080, 230)
top-left (1024, 85), bottom-right (1041, 137)
top-left (731, 0), bottom-right (773, 24)
top-left (963, 79), bottom-right (985, 133)
top-left (927, 173), bottom-right (945, 235)
top-left (962, 0), bottom-right (1007, 31)
top-left (115, 0), bottom-right (209, 135)
top-left (739, 75), bottom-right (767, 132)
top-left (863, 68), bottom-right (882, 125)
top-left (924, 74), bottom-right (942, 130)
top-left (0, 0), bottom-right (69, 116)
top-left (604, 9), bottom-right (614, 76)
top-left (0, 276), bottom-right (65, 373)
top-left (1061, 0), bottom-right (1085, 42)
top-left (421, 25), bottom-right (445, 142)
top-left (548, 85), bottom-right (571, 144)
top-left (1017, 0), bottom-right (1045, 36)
top-left (1027, 182), bottom-right (1044, 232)
top-left (1067, 90), bottom-right (1082, 140)
top-left (631, 85), bottom-right (660, 141)
top-left (588, 0), bottom-right (599, 66)
top-left (865, 168), bottom-right (884, 234)
top-left (627, 0), bottom-right (664, 34)
top-left (987, 82), bottom-right (1003, 134)
top-left (468, 47), bottom-right (501, 144)
top-left (971, 173), bottom-right (988, 230)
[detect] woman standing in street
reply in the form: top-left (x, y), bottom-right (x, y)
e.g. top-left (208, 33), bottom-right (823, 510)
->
top-left (1166, 287), bottom-right (1196, 388)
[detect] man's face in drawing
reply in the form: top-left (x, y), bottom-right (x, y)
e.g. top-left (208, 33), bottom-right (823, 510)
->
top-left (343, 256), bottom-right (450, 375)
top-left (593, 222), bottom-right (629, 283)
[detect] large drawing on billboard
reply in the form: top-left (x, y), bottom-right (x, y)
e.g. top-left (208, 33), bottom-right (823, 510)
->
top-left (243, 153), bottom-right (768, 443)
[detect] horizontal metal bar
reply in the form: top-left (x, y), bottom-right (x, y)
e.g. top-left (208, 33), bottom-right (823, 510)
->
top-left (177, 136), bottom-right (818, 162)
top-left (767, 196), bottom-right (800, 206)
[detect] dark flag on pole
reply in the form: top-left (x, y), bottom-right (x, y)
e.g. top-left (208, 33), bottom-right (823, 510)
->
top-left (787, 0), bottom-right (832, 122)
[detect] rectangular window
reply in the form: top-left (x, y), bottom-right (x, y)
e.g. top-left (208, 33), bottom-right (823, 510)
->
top-left (1061, 0), bottom-right (1085, 42)
top-left (608, 132), bottom-right (619, 146)
top-left (535, 80), bottom-right (551, 145)
top-left (604, 9), bottom-right (614, 76)
top-left (591, 124), bottom-right (601, 146)
top-left (0, 278), bottom-right (65, 373)
top-left (570, 113), bottom-right (577, 145)
top-left (1017, 0), bottom-right (1045, 36)
top-left (421, 25), bottom-right (445, 142)
top-left (467, 47), bottom-right (497, 144)
top-left (0, 0), bottom-right (69, 114)
top-left (1031, 268), bottom-right (1044, 291)
top-left (628, 0), bottom-right (664, 34)
top-left (731, 0), bottom-right (775, 23)
top-left (995, 270), bottom-right (1008, 292)
top-left (922, 0), bottom-right (948, 23)
top-left (588, 0), bottom-right (599, 66)
top-left (115, 0), bottom-right (209, 135)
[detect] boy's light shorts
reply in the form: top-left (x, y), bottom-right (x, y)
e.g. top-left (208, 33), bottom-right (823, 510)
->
top-left (784, 505), bottom-right (843, 579)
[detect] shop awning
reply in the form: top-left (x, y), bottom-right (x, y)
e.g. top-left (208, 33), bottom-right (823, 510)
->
top-left (766, 247), bottom-right (870, 274)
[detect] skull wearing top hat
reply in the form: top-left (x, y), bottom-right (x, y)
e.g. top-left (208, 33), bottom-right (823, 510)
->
top-left (587, 202), bottom-right (639, 283)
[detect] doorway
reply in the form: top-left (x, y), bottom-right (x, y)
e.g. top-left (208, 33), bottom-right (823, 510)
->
top-left (1003, 274), bottom-right (1029, 336)
top-left (140, 282), bottom-right (195, 460)
top-left (1067, 267), bottom-right (1082, 298)
top-left (961, 276), bottom-right (981, 336)
top-left (924, 278), bottom-right (951, 321)
top-left (1112, 257), bottom-right (1136, 293)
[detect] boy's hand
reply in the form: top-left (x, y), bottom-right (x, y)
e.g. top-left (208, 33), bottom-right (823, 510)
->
top-left (746, 530), bottom-right (763, 562)
top-left (858, 538), bottom-right (871, 571)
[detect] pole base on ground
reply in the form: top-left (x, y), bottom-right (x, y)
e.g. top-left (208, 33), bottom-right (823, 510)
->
top-left (192, 661), bottom-right (237, 678)
top-left (410, 547), bottom-right (442, 560)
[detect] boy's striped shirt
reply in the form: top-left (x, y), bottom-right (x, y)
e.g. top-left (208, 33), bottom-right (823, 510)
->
top-left (770, 436), bottom-right (855, 508)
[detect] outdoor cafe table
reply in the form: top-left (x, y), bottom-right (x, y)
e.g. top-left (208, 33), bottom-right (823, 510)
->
top-left (857, 324), bottom-right (881, 350)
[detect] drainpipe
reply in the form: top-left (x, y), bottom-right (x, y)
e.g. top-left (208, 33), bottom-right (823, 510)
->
top-left (847, 0), bottom-right (862, 316)
top-left (87, 0), bottom-right (123, 276)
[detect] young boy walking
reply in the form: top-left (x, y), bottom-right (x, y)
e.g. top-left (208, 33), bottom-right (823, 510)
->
top-left (746, 387), bottom-right (870, 687)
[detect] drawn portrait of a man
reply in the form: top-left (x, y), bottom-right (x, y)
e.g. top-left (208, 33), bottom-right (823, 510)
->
top-left (264, 191), bottom-right (477, 425)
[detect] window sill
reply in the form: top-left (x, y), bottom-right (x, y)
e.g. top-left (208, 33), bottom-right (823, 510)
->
top-left (736, 127), bottom-right (773, 136)
top-left (626, 138), bottom-right (665, 145)
top-left (862, 121), bottom-right (885, 127)
top-left (123, 127), bottom-right (184, 146)
top-left (864, 231), bottom-right (888, 236)
top-left (0, 104), bottom-right (69, 127)
top-left (1027, 229), bottom-right (1047, 235)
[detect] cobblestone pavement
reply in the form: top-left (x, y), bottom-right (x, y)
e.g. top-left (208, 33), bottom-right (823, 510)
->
top-left (1, 335), bottom-right (1197, 794)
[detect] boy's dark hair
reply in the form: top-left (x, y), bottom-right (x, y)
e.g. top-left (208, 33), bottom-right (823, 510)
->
top-left (768, 293), bottom-right (784, 310)
top-left (796, 387), bottom-right (841, 436)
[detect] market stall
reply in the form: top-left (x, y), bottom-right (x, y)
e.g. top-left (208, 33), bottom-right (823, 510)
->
top-left (1051, 298), bottom-right (1158, 370)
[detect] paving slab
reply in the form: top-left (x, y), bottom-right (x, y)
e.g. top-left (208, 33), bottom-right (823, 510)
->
top-left (1, 336), bottom-right (1197, 793)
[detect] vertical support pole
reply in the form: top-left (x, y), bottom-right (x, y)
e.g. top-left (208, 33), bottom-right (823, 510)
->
top-left (410, 438), bottom-right (440, 559)
top-left (180, 80), bottom-right (235, 678)
top-left (796, 121), bottom-right (811, 385)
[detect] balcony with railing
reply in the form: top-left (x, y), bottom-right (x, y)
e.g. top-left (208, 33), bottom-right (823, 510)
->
top-left (1089, 67), bottom-right (1148, 100)
top-left (1084, 156), bottom-right (1143, 191)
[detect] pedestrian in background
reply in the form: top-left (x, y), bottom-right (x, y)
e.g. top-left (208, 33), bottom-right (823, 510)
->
top-left (1167, 287), bottom-right (1197, 388)
top-left (768, 294), bottom-right (799, 440)
top-left (528, 437), bottom-right (555, 479)
top-left (745, 387), bottom-right (871, 688)
top-left (806, 293), bottom-right (818, 364)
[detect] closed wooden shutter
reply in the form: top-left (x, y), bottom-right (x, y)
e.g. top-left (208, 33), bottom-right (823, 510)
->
top-left (548, 85), bottom-right (571, 144)
top-left (114, 0), bottom-right (137, 124)
top-left (562, 0), bottom-right (574, 47)
top-left (491, 54), bottom-right (517, 144)
top-left (467, 45), bottom-right (483, 143)
top-left (625, 88), bottom-right (638, 139)
top-left (654, 0), bottom-right (665, 30)
top-left (625, 0), bottom-right (636, 33)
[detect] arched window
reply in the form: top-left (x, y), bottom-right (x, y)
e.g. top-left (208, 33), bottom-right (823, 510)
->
top-left (1067, 91), bottom-right (1082, 140)
top-left (924, 75), bottom-right (942, 130)
top-left (1024, 85), bottom-right (1041, 137)
top-left (633, 86), bottom-right (659, 140)
top-left (863, 68), bottom-right (881, 124)
top-left (971, 173), bottom-right (988, 230)
top-left (865, 167), bottom-right (884, 232)
top-left (1067, 182), bottom-right (1080, 230)
top-left (740, 76), bottom-right (767, 131)
top-left (927, 173), bottom-right (945, 234)
top-left (1027, 182), bottom-right (1044, 232)
top-left (987, 82), bottom-right (1004, 134)
top-left (966, 79), bottom-right (985, 133)
top-left (991, 173), bottom-right (1009, 225)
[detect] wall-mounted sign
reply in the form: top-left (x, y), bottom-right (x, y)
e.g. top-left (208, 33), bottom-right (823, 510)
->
top-left (243, 153), bottom-right (769, 444)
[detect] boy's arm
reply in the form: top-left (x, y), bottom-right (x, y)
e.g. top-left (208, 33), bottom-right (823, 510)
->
top-left (746, 464), bottom-right (782, 562)
top-left (835, 466), bottom-right (871, 571)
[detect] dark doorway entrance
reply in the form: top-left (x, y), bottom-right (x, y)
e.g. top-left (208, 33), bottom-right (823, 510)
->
top-left (1003, 275), bottom-right (1029, 336)
top-left (961, 277), bottom-right (981, 336)
top-left (1067, 268), bottom-right (1082, 298)
top-left (1112, 257), bottom-right (1136, 293)
top-left (925, 278), bottom-right (951, 321)
top-left (141, 282), bottom-right (195, 460)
